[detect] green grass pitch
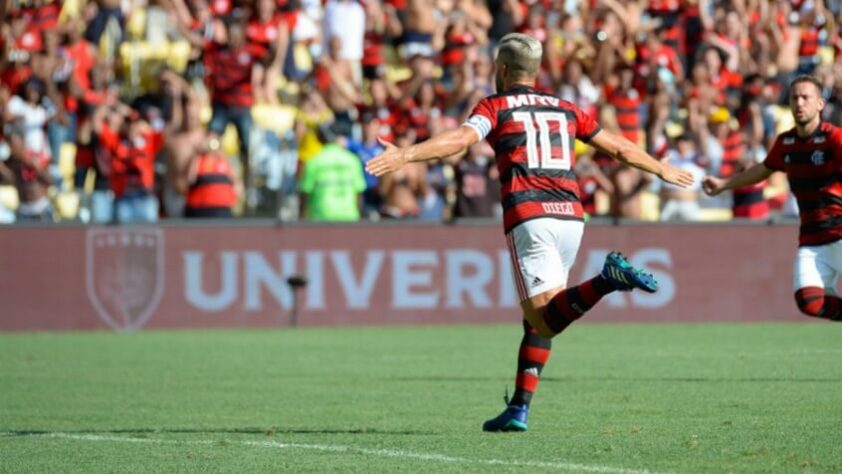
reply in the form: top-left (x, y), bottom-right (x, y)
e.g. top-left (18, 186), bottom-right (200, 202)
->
top-left (1, 323), bottom-right (841, 473)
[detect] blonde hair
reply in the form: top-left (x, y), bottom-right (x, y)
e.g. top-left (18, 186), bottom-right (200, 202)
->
top-left (496, 33), bottom-right (543, 78)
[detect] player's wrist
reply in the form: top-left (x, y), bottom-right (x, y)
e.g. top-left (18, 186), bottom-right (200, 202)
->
top-left (655, 162), bottom-right (667, 180)
top-left (402, 147), bottom-right (414, 165)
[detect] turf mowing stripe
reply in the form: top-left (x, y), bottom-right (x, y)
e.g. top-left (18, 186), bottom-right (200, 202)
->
top-left (250, 440), bottom-right (659, 473)
top-left (1, 432), bottom-right (660, 474)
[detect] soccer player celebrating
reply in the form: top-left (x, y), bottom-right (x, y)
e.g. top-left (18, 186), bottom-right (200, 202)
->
top-left (366, 33), bottom-right (695, 432)
top-left (703, 75), bottom-right (842, 323)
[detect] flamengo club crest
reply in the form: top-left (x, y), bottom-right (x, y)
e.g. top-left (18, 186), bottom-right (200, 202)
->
top-left (86, 228), bottom-right (165, 331)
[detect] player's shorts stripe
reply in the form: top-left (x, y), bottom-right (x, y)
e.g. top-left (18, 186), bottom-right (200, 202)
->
top-left (512, 232), bottom-right (530, 300)
top-left (508, 233), bottom-right (528, 300)
top-left (506, 233), bottom-right (528, 301)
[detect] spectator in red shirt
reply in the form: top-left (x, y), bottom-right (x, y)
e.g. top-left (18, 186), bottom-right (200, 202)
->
top-left (19, 0), bottom-right (63, 36)
top-left (92, 103), bottom-right (161, 223)
top-left (64, 20), bottom-right (97, 96)
top-left (183, 133), bottom-right (240, 218)
top-left (606, 65), bottom-right (643, 146)
top-left (1, 16), bottom-right (38, 96)
top-left (180, 14), bottom-right (263, 212)
top-left (362, 0), bottom-right (402, 81)
top-left (246, 0), bottom-right (290, 104)
top-left (403, 80), bottom-right (442, 142)
top-left (0, 0), bottom-right (831, 224)
top-left (366, 78), bottom-right (400, 142)
top-left (638, 28), bottom-right (684, 89)
top-left (795, 2), bottom-right (826, 75)
top-left (575, 153), bottom-right (613, 219)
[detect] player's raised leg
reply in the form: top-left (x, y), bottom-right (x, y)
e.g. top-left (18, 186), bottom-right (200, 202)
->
top-left (527, 251), bottom-right (658, 339)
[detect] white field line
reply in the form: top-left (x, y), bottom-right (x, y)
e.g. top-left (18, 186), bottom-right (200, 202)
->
top-left (0, 432), bottom-right (663, 474)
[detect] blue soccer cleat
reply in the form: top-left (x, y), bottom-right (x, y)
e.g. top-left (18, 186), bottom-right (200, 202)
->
top-left (482, 403), bottom-right (529, 432)
top-left (601, 251), bottom-right (659, 293)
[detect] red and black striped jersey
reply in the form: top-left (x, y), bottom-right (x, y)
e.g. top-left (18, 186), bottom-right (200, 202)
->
top-left (204, 42), bottom-right (261, 107)
top-left (720, 132), bottom-right (768, 220)
top-left (464, 84), bottom-right (601, 234)
top-left (607, 88), bottom-right (642, 144)
top-left (99, 125), bottom-right (160, 199)
top-left (23, 4), bottom-right (61, 33)
top-left (246, 15), bottom-right (287, 58)
top-left (732, 182), bottom-right (769, 219)
top-left (363, 14), bottom-right (388, 67)
top-left (187, 153), bottom-right (237, 212)
top-left (720, 130), bottom-right (744, 177)
top-left (647, 0), bottom-right (681, 51)
top-left (765, 122), bottom-right (842, 246)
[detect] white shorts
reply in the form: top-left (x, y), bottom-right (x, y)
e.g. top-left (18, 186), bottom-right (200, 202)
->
top-left (793, 240), bottom-right (842, 295)
top-left (506, 218), bottom-right (585, 301)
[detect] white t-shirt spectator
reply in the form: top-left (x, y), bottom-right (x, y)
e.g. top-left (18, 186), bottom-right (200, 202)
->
top-left (661, 149), bottom-right (706, 192)
top-left (6, 95), bottom-right (54, 159)
top-left (558, 77), bottom-right (599, 113)
top-left (323, 0), bottom-right (365, 61)
top-left (294, 10), bottom-right (321, 42)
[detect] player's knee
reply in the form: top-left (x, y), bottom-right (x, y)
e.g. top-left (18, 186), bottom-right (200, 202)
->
top-left (523, 308), bottom-right (556, 338)
top-left (532, 323), bottom-right (555, 339)
top-left (794, 287), bottom-right (825, 317)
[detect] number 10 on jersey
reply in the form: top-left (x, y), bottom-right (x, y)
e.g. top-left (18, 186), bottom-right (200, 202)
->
top-left (512, 111), bottom-right (572, 170)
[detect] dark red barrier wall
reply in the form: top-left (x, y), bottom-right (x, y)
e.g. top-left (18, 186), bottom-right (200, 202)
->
top-left (0, 224), bottom-right (805, 331)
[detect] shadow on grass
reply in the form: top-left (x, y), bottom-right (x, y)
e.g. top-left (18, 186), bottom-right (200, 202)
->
top-left (393, 376), bottom-right (842, 383)
top-left (1, 427), bottom-right (433, 437)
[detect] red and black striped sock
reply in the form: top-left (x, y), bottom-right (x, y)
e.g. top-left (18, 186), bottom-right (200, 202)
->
top-left (795, 287), bottom-right (842, 321)
top-left (509, 320), bottom-right (551, 407)
top-left (542, 275), bottom-right (615, 336)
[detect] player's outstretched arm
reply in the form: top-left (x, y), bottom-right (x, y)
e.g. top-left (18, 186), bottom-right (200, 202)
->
top-left (365, 125), bottom-right (480, 177)
top-left (589, 129), bottom-right (696, 188)
top-left (702, 162), bottom-right (774, 196)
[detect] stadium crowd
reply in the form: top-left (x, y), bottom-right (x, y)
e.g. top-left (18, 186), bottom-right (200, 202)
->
top-left (0, 0), bottom-right (838, 223)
